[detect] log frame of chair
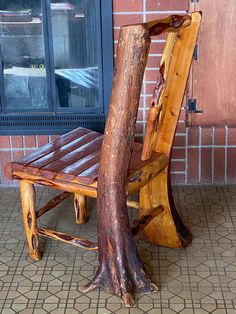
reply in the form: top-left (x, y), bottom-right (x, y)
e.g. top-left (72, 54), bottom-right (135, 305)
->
top-left (5, 12), bottom-right (201, 306)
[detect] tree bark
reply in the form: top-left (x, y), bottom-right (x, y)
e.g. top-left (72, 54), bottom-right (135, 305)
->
top-left (83, 24), bottom-right (158, 306)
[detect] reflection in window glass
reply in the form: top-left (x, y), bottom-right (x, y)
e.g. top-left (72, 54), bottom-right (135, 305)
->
top-left (51, 0), bottom-right (99, 109)
top-left (0, 1), bottom-right (48, 111)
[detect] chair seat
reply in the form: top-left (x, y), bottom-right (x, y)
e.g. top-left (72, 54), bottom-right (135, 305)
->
top-left (8, 127), bottom-right (169, 187)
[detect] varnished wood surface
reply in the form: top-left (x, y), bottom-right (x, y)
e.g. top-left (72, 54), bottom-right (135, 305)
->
top-left (83, 23), bottom-right (158, 307)
top-left (8, 127), bottom-right (168, 186)
top-left (37, 227), bottom-right (98, 251)
top-left (155, 12), bottom-right (202, 155)
top-left (5, 13), bottom-right (201, 307)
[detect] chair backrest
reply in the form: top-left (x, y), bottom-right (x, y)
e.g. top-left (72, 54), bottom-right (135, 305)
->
top-left (142, 12), bottom-right (202, 160)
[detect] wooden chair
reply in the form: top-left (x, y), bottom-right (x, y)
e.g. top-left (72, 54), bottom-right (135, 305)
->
top-left (5, 12), bottom-right (201, 306)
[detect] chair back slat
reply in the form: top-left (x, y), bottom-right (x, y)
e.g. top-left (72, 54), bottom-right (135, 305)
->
top-left (142, 12), bottom-right (201, 159)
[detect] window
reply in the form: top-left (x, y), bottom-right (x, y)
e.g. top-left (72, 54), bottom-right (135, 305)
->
top-left (0, 0), bottom-right (113, 134)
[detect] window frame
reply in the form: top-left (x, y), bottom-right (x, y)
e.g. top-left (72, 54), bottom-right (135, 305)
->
top-left (0, 0), bottom-right (113, 135)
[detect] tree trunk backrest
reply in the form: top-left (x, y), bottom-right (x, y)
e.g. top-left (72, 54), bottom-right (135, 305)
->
top-left (142, 12), bottom-right (202, 160)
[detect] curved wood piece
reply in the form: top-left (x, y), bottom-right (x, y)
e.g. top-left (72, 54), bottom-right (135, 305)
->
top-left (83, 24), bottom-right (158, 306)
top-left (140, 167), bottom-right (192, 248)
top-left (140, 12), bottom-right (202, 248)
top-left (74, 193), bottom-right (88, 224)
top-left (20, 180), bottom-right (41, 261)
top-left (147, 14), bottom-right (191, 37)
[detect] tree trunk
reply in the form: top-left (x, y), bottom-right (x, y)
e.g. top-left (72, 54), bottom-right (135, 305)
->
top-left (83, 24), bottom-right (158, 306)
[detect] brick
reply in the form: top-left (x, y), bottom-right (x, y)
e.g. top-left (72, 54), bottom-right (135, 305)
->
top-left (227, 148), bottom-right (236, 184)
top-left (24, 149), bottom-right (36, 156)
top-left (187, 148), bottom-right (199, 184)
top-left (146, 0), bottom-right (189, 11)
top-left (37, 135), bottom-right (49, 147)
top-left (137, 110), bottom-right (143, 121)
top-left (12, 150), bottom-right (24, 161)
top-left (146, 55), bottom-right (162, 69)
top-left (145, 70), bottom-right (160, 82)
top-left (170, 160), bottom-right (185, 172)
top-left (113, 28), bottom-right (120, 41)
top-left (172, 148), bottom-right (185, 160)
top-left (113, 14), bottom-right (143, 27)
top-left (113, 0), bottom-right (143, 12)
top-left (228, 128), bottom-right (236, 146)
top-left (173, 135), bottom-right (186, 148)
top-left (202, 128), bottom-right (213, 146)
top-left (176, 122), bottom-right (186, 134)
top-left (179, 109), bottom-right (186, 121)
top-left (214, 127), bottom-right (226, 146)
top-left (201, 148), bottom-right (212, 184)
top-left (11, 136), bottom-right (23, 149)
top-left (135, 123), bottom-right (143, 135)
top-left (149, 42), bottom-right (165, 55)
top-left (0, 150), bottom-right (11, 184)
top-left (188, 127), bottom-right (199, 146)
top-left (145, 83), bottom-right (156, 95)
top-left (213, 148), bottom-right (225, 184)
top-left (170, 173), bottom-right (185, 185)
top-left (0, 136), bottom-right (10, 149)
top-left (24, 135), bottom-right (36, 148)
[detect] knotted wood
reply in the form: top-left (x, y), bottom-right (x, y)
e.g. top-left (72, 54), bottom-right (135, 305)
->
top-left (82, 24), bottom-right (158, 306)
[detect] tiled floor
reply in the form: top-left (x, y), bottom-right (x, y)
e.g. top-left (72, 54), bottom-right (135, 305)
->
top-left (0, 186), bottom-right (236, 314)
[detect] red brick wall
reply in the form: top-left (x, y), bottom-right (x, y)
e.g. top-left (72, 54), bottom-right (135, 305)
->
top-left (0, 0), bottom-right (235, 186)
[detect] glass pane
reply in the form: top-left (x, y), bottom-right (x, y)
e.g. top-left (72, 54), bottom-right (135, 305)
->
top-left (0, 1), bottom-right (48, 111)
top-left (51, 0), bottom-right (100, 109)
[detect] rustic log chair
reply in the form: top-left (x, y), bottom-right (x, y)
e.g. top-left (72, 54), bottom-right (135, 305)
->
top-left (5, 12), bottom-right (201, 305)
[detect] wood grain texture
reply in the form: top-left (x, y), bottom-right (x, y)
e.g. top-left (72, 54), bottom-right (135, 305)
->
top-left (37, 228), bottom-right (98, 250)
top-left (139, 12), bottom-right (201, 247)
top-left (140, 167), bottom-right (192, 248)
top-left (74, 193), bottom-right (87, 224)
top-left (142, 31), bottom-right (177, 160)
top-left (188, 0), bottom-right (236, 126)
top-left (155, 12), bottom-right (202, 155)
top-left (20, 180), bottom-right (41, 261)
top-left (83, 23), bottom-right (158, 307)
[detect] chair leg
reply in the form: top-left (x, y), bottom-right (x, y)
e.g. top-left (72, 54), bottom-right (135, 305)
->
top-left (20, 180), bottom-right (41, 261)
top-left (74, 193), bottom-right (88, 224)
top-left (139, 167), bottom-right (192, 248)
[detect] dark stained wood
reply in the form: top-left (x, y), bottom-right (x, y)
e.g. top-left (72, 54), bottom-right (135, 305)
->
top-left (76, 163), bottom-right (99, 184)
top-left (83, 23), bottom-right (158, 307)
top-left (147, 14), bottom-right (191, 36)
top-left (15, 127), bottom-right (91, 165)
top-left (188, 0), bottom-right (236, 126)
top-left (37, 227), bottom-right (98, 250)
top-left (29, 131), bottom-right (102, 168)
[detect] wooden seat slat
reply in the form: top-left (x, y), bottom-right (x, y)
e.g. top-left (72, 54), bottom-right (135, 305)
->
top-left (15, 127), bottom-right (91, 166)
top-left (40, 136), bottom-right (103, 173)
top-left (29, 131), bottom-right (101, 169)
top-left (55, 150), bottom-right (101, 181)
top-left (10, 135), bottom-right (168, 185)
top-left (76, 163), bottom-right (100, 184)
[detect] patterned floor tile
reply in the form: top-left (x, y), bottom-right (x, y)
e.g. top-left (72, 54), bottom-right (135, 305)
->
top-left (0, 186), bottom-right (236, 313)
